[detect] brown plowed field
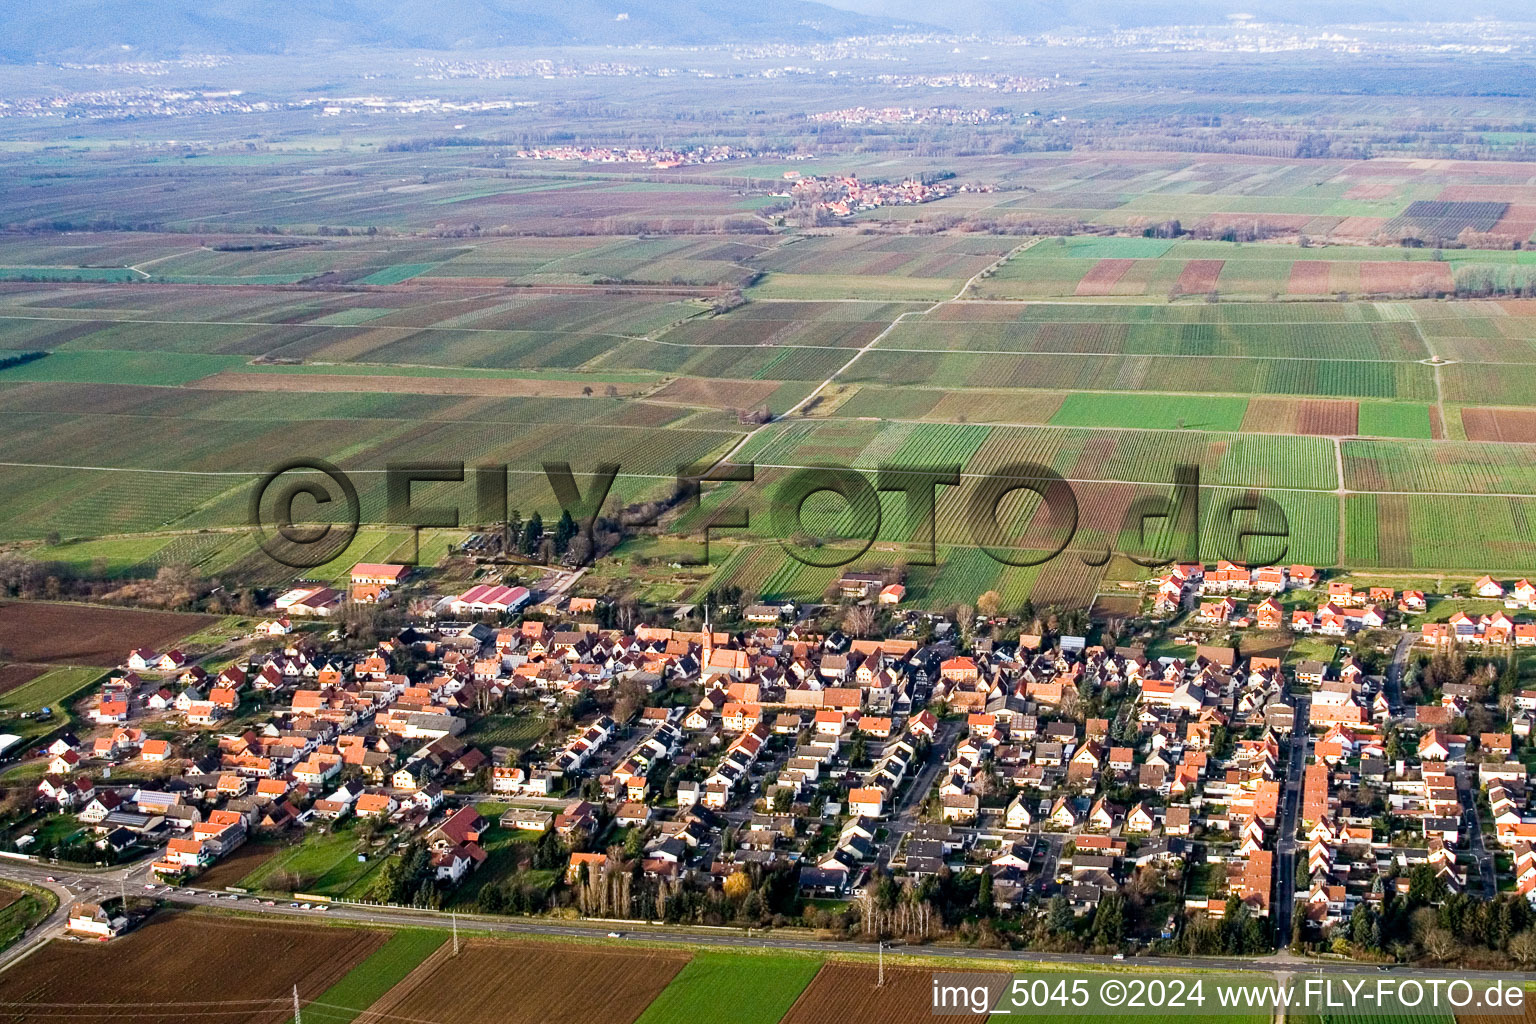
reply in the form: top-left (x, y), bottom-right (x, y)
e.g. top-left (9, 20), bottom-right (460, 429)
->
top-left (189, 371), bottom-right (650, 398)
top-left (358, 939), bottom-right (687, 1024)
top-left (1287, 261), bottom-right (1332, 295)
top-left (1461, 406), bottom-right (1536, 442)
top-left (1295, 399), bottom-right (1360, 436)
top-left (1345, 184), bottom-right (1396, 200)
top-left (1173, 259), bottom-right (1225, 294)
top-left (1491, 204), bottom-right (1536, 242)
top-left (649, 377), bottom-right (782, 409)
top-left (0, 664), bottom-right (44, 695)
top-left (1242, 396), bottom-right (1357, 435)
top-left (0, 603), bottom-right (217, 666)
top-left (0, 912), bottom-right (386, 1023)
top-left (1358, 261), bottom-right (1453, 295)
top-left (1332, 216), bottom-right (1388, 238)
top-left (783, 963), bottom-right (1006, 1024)
top-left (1074, 259), bottom-right (1136, 296)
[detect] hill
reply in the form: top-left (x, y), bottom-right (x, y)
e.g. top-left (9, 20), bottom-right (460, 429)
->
top-left (0, 0), bottom-right (923, 60)
top-left (820, 0), bottom-right (1536, 32)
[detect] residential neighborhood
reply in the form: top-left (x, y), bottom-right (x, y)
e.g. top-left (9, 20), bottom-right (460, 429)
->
top-left (8, 556), bottom-right (1536, 966)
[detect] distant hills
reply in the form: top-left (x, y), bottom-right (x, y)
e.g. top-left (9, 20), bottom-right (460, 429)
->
top-left (820, 0), bottom-right (1536, 32)
top-left (7, 0), bottom-right (1530, 62)
top-left (0, 0), bottom-right (925, 60)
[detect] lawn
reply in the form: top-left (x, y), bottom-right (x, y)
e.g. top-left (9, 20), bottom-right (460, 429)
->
top-left (447, 820), bottom-right (552, 906)
top-left (288, 927), bottom-right (447, 1024)
top-left (636, 951), bottom-right (824, 1024)
top-left (240, 824), bottom-right (383, 895)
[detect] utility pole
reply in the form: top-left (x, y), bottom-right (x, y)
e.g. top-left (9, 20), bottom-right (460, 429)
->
top-left (452, 911), bottom-right (459, 956)
top-left (878, 941), bottom-right (884, 988)
top-left (292, 984), bottom-right (301, 1024)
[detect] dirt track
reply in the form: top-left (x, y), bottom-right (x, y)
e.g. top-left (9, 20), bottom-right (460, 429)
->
top-left (188, 370), bottom-right (651, 398)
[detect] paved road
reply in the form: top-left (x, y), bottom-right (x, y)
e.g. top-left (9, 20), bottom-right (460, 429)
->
top-left (1387, 633), bottom-right (1413, 712)
top-left (878, 719), bottom-right (962, 867)
top-left (0, 856), bottom-right (1531, 984)
top-left (1274, 696), bottom-right (1310, 947)
top-left (1448, 762), bottom-right (1498, 898)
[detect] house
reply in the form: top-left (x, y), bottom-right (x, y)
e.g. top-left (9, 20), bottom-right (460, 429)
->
top-left (140, 739), bottom-right (173, 763)
top-left (91, 700), bottom-right (129, 725)
top-left (351, 562), bottom-right (409, 602)
top-left (67, 901), bottom-right (128, 939)
top-left (1476, 575), bottom-right (1506, 598)
top-left (429, 806), bottom-right (486, 849)
top-left (940, 793), bottom-right (979, 823)
top-left (1004, 794), bottom-right (1032, 829)
top-left (848, 788), bottom-right (884, 818)
top-left (837, 572), bottom-right (884, 599)
top-left (1125, 803), bottom-right (1156, 833)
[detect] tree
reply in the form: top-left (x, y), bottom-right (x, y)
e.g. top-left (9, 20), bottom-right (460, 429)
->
top-left (1421, 926), bottom-right (1457, 961)
top-left (1090, 892), bottom-right (1125, 947)
top-left (1510, 929), bottom-right (1536, 967)
top-left (554, 510), bottom-right (579, 555)
top-left (723, 871), bottom-right (753, 903)
top-left (1046, 894), bottom-right (1074, 933)
top-left (843, 604), bottom-right (876, 639)
top-left (976, 591), bottom-right (1001, 618)
top-left (521, 512), bottom-right (544, 557)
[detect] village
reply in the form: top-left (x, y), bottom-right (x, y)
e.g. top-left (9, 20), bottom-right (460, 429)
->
top-left (20, 556), bottom-right (1536, 963)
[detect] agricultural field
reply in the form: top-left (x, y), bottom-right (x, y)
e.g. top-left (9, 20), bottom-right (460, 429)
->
top-left (1, 147), bottom-right (1535, 609)
top-left (635, 951), bottom-right (824, 1024)
top-left (360, 938), bottom-right (689, 1024)
top-left (0, 603), bottom-right (217, 665)
top-left (0, 912), bottom-right (387, 1024)
top-left (0, 666), bottom-right (103, 717)
top-left (299, 928), bottom-right (448, 1024)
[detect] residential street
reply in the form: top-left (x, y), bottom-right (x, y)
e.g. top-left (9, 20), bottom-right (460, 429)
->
top-left (1274, 695), bottom-right (1310, 947)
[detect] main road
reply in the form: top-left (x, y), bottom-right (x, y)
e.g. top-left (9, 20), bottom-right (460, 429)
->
top-left (0, 853), bottom-right (1528, 983)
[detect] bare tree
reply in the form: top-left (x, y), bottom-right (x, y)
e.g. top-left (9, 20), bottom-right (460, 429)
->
top-left (843, 604), bottom-right (876, 639)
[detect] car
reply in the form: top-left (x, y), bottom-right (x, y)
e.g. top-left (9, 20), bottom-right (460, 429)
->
top-left (315, 905), bottom-right (328, 911)
top-left (607, 931), bottom-right (623, 938)
top-left (227, 895), bottom-right (240, 901)
top-left (1112, 953), bottom-right (1125, 961)
top-left (299, 903), bottom-right (312, 909)
top-left (289, 902), bottom-right (300, 908)
top-left (1378, 965), bottom-right (1393, 972)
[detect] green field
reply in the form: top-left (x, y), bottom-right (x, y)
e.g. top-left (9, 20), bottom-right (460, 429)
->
top-left (0, 350), bottom-right (246, 387)
top-left (287, 928), bottom-right (447, 1024)
top-left (0, 667), bottom-right (104, 715)
top-left (1356, 402), bottom-right (1434, 438)
top-left (1049, 393), bottom-right (1249, 432)
top-left (239, 825), bottom-right (384, 896)
top-left (357, 262), bottom-right (438, 285)
top-left (636, 951), bottom-right (823, 1024)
